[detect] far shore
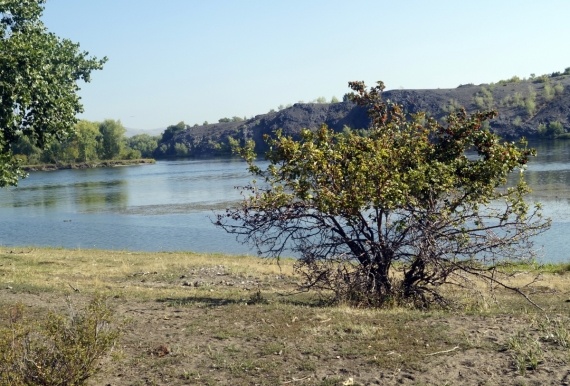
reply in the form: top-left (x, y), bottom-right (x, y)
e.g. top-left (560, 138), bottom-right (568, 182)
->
top-left (22, 158), bottom-right (155, 172)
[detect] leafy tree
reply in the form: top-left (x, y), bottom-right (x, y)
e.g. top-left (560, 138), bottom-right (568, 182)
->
top-left (40, 134), bottom-right (78, 164)
top-left (217, 81), bottom-right (550, 308)
top-left (75, 120), bottom-right (100, 162)
top-left (160, 121), bottom-right (186, 143)
top-left (0, 0), bottom-right (106, 186)
top-left (11, 135), bottom-right (41, 164)
top-left (119, 147), bottom-right (141, 160)
top-left (97, 119), bottom-right (126, 160)
top-left (127, 133), bottom-right (158, 158)
top-left (314, 96), bottom-right (327, 103)
top-left (538, 121), bottom-right (565, 138)
top-left (174, 142), bottom-right (189, 157)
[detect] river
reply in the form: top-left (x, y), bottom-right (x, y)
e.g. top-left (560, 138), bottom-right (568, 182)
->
top-left (1, 140), bottom-right (570, 262)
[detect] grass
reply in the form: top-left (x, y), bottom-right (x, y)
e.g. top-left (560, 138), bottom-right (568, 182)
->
top-left (1, 246), bottom-right (570, 385)
top-left (0, 247), bottom-right (293, 300)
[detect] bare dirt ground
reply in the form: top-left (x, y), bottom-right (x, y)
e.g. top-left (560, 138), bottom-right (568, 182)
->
top-left (1, 248), bottom-right (570, 385)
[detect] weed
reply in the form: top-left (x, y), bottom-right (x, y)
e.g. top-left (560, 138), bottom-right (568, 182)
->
top-left (507, 331), bottom-right (544, 375)
top-left (297, 359), bottom-right (317, 372)
top-left (259, 341), bottom-right (285, 356)
top-left (537, 316), bottom-right (570, 348)
top-left (212, 330), bottom-right (232, 340)
top-left (248, 288), bottom-right (268, 304)
top-left (0, 295), bottom-right (120, 386)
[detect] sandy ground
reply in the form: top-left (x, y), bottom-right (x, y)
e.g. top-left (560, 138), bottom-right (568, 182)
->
top-left (3, 276), bottom-right (570, 386)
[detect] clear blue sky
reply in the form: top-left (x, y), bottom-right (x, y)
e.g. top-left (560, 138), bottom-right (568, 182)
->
top-left (42, 0), bottom-right (570, 133)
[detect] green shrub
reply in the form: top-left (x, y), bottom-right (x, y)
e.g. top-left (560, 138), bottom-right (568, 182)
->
top-left (473, 86), bottom-right (494, 109)
top-left (512, 91), bottom-right (524, 107)
top-left (544, 84), bottom-right (555, 101)
top-left (0, 296), bottom-right (119, 386)
top-left (174, 142), bottom-right (189, 157)
top-left (513, 116), bottom-right (523, 127)
top-left (533, 75), bottom-right (550, 83)
top-left (442, 98), bottom-right (462, 113)
top-left (538, 121), bottom-right (565, 138)
top-left (525, 99), bottom-right (536, 116)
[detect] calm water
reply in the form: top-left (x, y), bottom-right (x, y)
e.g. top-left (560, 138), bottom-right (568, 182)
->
top-left (1, 140), bottom-right (570, 262)
top-left (0, 158), bottom-right (260, 255)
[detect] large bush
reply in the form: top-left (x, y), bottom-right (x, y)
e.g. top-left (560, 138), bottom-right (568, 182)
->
top-left (217, 81), bottom-right (550, 308)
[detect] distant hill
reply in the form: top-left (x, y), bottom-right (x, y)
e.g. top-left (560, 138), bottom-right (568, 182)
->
top-left (155, 71), bottom-right (570, 158)
top-left (125, 127), bottom-right (164, 138)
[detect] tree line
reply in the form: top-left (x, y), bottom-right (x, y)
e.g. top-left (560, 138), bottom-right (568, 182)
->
top-left (12, 120), bottom-right (159, 165)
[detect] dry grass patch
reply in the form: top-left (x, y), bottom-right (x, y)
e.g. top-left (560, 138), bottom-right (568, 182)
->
top-left (0, 247), bottom-right (295, 299)
top-left (1, 247), bottom-right (570, 385)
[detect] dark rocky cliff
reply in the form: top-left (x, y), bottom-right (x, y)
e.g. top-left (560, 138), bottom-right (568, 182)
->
top-left (155, 73), bottom-right (570, 157)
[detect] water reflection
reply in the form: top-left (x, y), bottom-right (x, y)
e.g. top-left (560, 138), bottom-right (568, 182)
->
top-left (75, 180), bottom-right (128, 213)
top-left (0, 158), bottom-right (257, 254)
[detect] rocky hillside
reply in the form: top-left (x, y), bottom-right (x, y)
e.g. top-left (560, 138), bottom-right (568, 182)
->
top-left (155, 71), bottom-right (570, 158)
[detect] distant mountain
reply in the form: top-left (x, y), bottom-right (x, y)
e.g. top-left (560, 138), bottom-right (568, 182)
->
top-left (155, 72), bottom-right (570, 158)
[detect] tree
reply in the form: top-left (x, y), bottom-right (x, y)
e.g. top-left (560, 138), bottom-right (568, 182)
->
top-left (160, 121), bottom-right (186, 143)
top-left (11, 135), bottom-right (41, 164)
top-left (216, 81), bottom-right (550, 308)
top-left (174, 142), bottom-right (189, 157)
top-left (538, 121), bottom-right (565, 138)
top-left (127, 133), bottom-right (158, 158)
top-left (314, 96), bottom-right (327, 103)
top-left (97, 119), bottom-right (126, 160)
top-left (75, 120), bottom-right (100, 162)
top-left (0, 0), bottom-right (106, 186)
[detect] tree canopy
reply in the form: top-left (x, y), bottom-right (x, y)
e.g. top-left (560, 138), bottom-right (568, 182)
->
top-left (216, 81), bottom-right (550, 308)
top-left (0, 0), bottom-right (106, 186)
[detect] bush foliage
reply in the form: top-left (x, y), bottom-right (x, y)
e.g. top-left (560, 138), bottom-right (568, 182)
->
top-left (217, 81), bottom-right (550, 308)
top-left (0, 296), bottom-right (119, 386)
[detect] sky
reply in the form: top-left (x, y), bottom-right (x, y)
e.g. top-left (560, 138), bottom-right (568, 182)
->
top-left (41, 0), bottom-right (570, 134)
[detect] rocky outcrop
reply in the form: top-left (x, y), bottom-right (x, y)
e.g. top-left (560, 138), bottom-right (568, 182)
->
top-left (154, 102), bottom-right (369, 157)
top-left (156, 73), bottom-right (570, 157)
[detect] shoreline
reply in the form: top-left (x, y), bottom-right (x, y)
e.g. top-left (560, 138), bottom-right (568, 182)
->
top-left (22, 158), bottom-right (155, 171)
